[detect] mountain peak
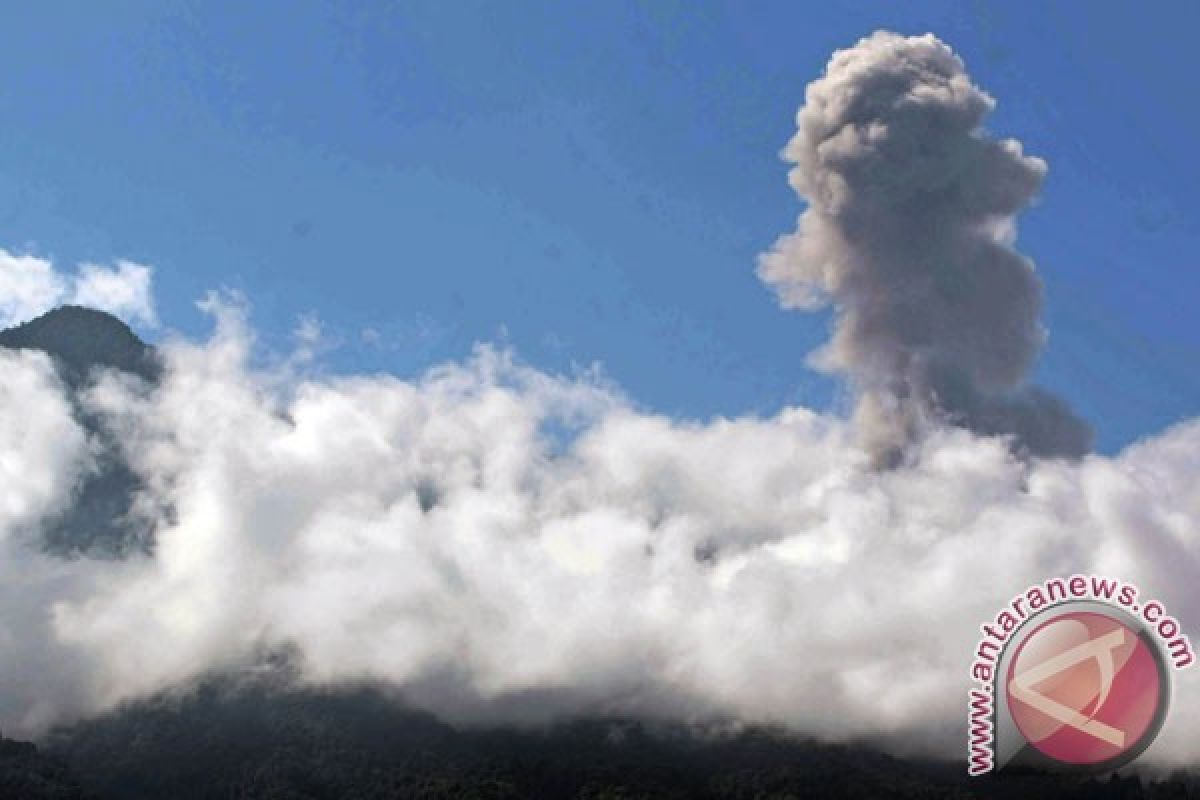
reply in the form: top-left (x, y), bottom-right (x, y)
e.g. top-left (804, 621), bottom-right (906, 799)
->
top-left (0, 305), bottom-right (159, 383)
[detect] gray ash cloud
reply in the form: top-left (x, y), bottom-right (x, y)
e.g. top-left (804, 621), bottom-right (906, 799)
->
top-left (759, 32), bottom-right (1091, 462)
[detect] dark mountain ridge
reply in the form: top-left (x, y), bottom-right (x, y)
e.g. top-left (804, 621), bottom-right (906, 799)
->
top-left (40, 678), bottom-right (1199, 800)
top-left (0, 306), bottom-right (158, 556)
top-left (0, 305), bottom-right (159, 386)
top-left (0, 734), bottom-right (99, 799)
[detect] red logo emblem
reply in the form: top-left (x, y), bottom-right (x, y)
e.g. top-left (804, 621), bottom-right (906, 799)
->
top-left (1006, 611), bottom-right (1164, 766)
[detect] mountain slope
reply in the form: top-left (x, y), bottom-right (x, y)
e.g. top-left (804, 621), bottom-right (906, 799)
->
top-left (0, 306), bottom-right (159, 386)
top-left (0, 735), bottom-right (100, 799)
top-left (0, 306), bottom-right (158, 556)
top-left (44, 679), bottom-right (1198, 800)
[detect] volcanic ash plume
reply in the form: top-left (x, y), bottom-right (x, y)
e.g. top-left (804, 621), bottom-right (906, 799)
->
top-left (758, 32), bottom-right (1092, 462)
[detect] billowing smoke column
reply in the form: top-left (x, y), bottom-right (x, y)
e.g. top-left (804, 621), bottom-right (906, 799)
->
top-left (0, 32), bottom-right (1197, 769)
top-left (759, 32), bottom-right (1092, 462)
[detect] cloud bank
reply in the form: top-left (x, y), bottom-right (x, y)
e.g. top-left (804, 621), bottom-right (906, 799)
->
top-left (0, 32), bottom-right (1196, 769)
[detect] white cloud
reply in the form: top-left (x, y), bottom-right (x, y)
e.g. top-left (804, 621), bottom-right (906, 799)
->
top-left (0, 349), bottom-right (95, 732)
top-left (70, 260), bottom-right (158, 328)
top-left (0, 251), bottom-right (66, 329)
top-left (0, 249), bottom-right (158, 330)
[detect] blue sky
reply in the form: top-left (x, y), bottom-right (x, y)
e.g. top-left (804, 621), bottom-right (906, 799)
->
top-left (0, 1), bottom-right (1196, 453)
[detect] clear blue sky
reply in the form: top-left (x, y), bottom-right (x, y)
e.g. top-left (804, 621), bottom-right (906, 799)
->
top-left (0, 1), bottom-right (1196, 453)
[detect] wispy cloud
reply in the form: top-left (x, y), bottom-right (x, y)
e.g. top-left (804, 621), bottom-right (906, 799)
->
top-left (0, 250), bottom-right (157, 329)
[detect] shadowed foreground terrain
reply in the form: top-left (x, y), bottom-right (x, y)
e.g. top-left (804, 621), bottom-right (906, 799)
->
top-left (4, 681), bottom-right (1191, 800)
top-left (0, 736), bottom-right (96, 799)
